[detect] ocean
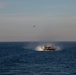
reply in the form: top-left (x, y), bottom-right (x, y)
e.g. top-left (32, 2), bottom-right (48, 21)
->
top-left (0, 42), bottom-right (76, 75)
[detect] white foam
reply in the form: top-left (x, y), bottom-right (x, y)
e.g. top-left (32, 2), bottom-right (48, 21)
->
top-left (35, 45), bottom-right (44, 51)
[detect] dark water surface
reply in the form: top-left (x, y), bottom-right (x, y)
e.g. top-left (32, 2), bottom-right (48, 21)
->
top-left (0, 42), bottom-right (76, 75)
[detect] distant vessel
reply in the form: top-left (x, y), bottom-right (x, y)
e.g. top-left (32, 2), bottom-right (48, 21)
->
top-left (43, 45), bottom-right (55, 51)
top-left (33, 25), bottom-right (36, 27)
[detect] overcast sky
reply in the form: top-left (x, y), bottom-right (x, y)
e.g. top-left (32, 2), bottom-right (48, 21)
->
top-left (0, 0), bottom-right (76, 41)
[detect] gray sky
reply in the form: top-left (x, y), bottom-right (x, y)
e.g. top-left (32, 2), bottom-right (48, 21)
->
top-left (0, 0), bottom-right (76, 41)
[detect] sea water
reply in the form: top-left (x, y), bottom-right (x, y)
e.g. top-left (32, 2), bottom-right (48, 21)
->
top-left (0, 42), bottom-right (76, 75)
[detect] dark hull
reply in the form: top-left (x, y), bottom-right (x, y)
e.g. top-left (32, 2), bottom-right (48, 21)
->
top-left (43, 48), bottom-right (55, 51)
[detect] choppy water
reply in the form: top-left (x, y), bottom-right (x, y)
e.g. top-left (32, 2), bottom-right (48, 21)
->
top-left (0, 42), bottom-right (76, 75)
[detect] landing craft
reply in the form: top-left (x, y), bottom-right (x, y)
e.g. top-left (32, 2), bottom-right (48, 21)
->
top-left (43, 45), bottom-right (55, 51)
